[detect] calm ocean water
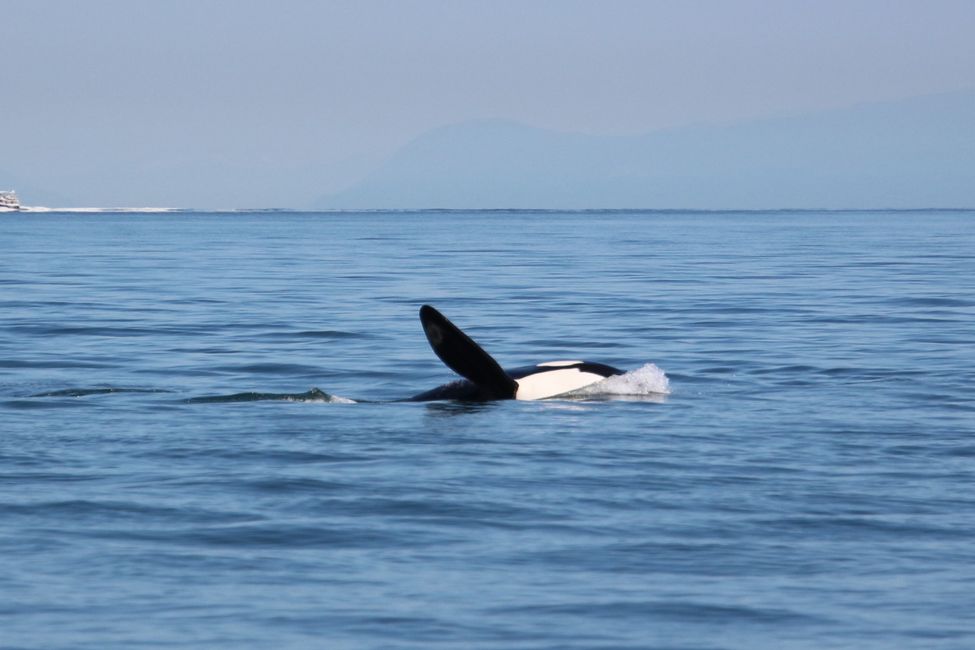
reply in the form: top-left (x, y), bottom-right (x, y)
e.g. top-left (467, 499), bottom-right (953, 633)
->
top-left (1, 209), bottom-right (973, 649)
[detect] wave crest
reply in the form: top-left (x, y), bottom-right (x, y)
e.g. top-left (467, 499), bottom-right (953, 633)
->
top-left (565, 363), bottom-right (670, 400)
top-left (187, 388), bottom-right (356, 404)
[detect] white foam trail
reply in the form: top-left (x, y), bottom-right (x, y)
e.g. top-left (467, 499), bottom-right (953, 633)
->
top-left (286, 395), bottom-right (356, 404)
top-left (292, 390), bottom-right (356, 404)
top-left (324, 395), bottom-right (357, 404)
top-left (21, 206), bottom-right (181, 213)
top-left (564, 363), bottom-right (670, 399)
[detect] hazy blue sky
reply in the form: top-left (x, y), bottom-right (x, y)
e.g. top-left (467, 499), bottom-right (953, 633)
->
top-left (3, 0), bottom-right (974, 206)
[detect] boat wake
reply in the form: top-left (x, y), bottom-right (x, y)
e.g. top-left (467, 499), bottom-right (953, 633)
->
top-left (21, 206), bottom-right (184, 213)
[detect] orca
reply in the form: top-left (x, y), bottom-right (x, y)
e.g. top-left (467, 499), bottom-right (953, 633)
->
top-left (410, 305), bottom-right (623, 401)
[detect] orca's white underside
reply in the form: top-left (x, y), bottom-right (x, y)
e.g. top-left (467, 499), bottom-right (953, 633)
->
top-left (514, 364), bottom-right (608, 400)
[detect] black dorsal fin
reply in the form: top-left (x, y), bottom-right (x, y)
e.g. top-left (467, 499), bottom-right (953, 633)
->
top-left (419, 305), bottom-right (518, 399)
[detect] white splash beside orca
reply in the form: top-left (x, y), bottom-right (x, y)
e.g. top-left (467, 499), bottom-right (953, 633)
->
top-left (410, 305), bottom-right (624, 401)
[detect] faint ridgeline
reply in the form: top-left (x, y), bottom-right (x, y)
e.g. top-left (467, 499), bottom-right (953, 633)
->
top-left (315, 89), bottom-right (975, 210)
top-left (0, 190), bottom-right (22, 211)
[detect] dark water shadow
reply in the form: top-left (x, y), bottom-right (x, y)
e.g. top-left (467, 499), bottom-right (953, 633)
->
top-left (421, 401), bottom-right (500, 416)
top-left (30, 387), bottom-right (175, 398)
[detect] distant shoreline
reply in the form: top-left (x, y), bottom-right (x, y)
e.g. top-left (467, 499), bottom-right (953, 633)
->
top-left (8, 206), bottom-right (975, 215)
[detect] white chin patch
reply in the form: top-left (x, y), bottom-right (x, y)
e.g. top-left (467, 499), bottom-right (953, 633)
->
top-left (536, 360), bottom-right (584, 367)
top-left (515, 368), bottom-right (605, 400)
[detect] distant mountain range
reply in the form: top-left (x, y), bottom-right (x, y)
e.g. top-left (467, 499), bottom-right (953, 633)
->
top-left (316, 90), bottom-right (975, 210)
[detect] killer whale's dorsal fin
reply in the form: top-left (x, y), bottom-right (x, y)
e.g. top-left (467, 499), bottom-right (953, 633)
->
top-left (419, 305), bottom-right (518, 400)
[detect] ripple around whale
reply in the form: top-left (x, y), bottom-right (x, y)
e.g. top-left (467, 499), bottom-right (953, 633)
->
top-left (30, 387), bottom-right (174, 398)
top-left (185, 388), bottom-right (356, 404)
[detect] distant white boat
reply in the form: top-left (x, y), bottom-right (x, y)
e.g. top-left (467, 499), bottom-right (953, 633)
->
top-left (0, 190), bottom-right (21, 211)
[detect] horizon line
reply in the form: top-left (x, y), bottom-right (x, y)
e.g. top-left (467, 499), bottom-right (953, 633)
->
top-left (10, 206), bottom-right (975, 214)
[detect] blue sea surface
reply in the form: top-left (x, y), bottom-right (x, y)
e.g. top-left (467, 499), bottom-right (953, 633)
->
top-left (1, 210), bottom-right (973, 649)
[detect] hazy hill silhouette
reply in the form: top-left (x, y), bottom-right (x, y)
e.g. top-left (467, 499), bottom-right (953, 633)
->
top-left (316, 90), bottom-right (975, 210)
